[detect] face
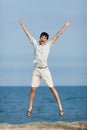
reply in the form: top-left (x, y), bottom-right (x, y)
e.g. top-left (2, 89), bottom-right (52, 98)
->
top-left (40, 35), bottom-right (48, 44)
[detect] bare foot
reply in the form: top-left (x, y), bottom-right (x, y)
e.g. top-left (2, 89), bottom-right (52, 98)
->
top-left (59, 109), bottom-right (64, 116)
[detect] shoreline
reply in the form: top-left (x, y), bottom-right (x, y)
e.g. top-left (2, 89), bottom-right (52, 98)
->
top-left (0, 122), bottom-right (87, 130)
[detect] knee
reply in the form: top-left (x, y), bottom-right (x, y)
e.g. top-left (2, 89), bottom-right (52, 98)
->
top-left (49, 87), bottom-right (57, 95)
top-left (31, 87), bottom-right (37, 93)
top-left (49, 87), bottom-right (55, 92)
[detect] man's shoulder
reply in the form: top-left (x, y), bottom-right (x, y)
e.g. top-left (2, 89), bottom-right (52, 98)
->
top-left (31, 37), bottom-right (38, 46)
top-left (46, 41), bottom-right (53, 47)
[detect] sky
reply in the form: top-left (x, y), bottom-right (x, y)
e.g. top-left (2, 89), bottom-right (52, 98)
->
top-left (0, 0), bottom-right (87, 86)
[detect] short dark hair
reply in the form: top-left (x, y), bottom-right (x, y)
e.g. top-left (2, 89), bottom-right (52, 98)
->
top-left (40, 32), bottom-right (49, 40)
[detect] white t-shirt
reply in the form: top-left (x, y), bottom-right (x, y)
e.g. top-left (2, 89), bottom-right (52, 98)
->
top-left (30, 37), bottom-right (52, 67)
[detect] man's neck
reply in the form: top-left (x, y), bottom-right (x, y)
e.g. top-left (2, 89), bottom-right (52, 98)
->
top-left (39, 41), bottom-right (46, 45)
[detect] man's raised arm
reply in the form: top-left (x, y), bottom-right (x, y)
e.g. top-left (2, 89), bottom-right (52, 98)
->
top-left (50, 20), bottom-right (71, 45)
top-left (19, 18), bottom-right (32, 42)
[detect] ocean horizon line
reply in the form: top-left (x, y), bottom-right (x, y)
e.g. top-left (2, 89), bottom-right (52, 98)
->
top-left (0, 85), bottom-right (87, 87)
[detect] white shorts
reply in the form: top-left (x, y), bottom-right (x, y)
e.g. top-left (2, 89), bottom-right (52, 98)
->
top-left (31, 67), bottom-right (54, 87)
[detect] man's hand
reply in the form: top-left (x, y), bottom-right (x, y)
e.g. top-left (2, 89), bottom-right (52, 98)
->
top-left (50, 19), bottom-right (71, 45)
top-left (19, 18), bottom-right (24, 26)
top-left (19, 18), bottom-right (32, 42)
top-left (64, 20), bottom-right (71, 28)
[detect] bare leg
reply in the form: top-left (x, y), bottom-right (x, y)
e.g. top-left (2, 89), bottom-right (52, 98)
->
top-left (49, 86), bottom-right (64, 116)
top-left (28, 87), bottom-right (37, 111)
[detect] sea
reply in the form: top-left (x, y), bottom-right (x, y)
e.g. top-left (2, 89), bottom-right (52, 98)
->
top-left (0, 86), bottom-right (87, 124)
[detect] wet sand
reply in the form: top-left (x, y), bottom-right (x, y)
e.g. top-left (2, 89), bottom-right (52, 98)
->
top-left (0, 122), bottom-right (87, 130)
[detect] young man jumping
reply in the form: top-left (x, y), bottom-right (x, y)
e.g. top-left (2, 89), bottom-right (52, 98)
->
top-left (19, 18), bottom-right (71, 117)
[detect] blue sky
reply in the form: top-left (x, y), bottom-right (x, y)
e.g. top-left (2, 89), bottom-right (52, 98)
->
top-left (0, 0), bottom-right (87, 86)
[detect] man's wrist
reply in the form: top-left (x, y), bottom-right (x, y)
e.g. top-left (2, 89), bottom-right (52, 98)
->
top-left (63, 25), bottom-right (66, 30)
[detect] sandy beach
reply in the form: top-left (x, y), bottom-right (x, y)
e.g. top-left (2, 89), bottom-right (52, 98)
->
top-left (0, 122), bottom-right (87, 130)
